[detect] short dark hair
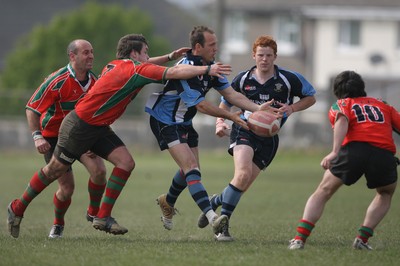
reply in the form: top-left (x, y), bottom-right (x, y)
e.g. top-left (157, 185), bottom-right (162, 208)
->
top-left (189, 26), bottom-right (215, 49)
top-left (333, 70), bottom-right (367, 99)
top-left (116, 34), bottom-right (148, 59)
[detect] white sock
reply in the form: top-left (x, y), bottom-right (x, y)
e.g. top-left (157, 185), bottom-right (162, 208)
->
top-left (206, 210), bottom-right (218, 224)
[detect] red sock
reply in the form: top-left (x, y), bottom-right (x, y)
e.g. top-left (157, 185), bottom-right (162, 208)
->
top-left (53, 193), bottom-right (71, 226)
top-left (357, 225), bottom-right (374, 243)
top-left (87, 179), bottom-right (106, 216)
top-left (97, 167), bottom-right (130, 218)
top-left (13, 169), bottom-right (51, 216)
top-left (294, 219), bottom-right (315, 242)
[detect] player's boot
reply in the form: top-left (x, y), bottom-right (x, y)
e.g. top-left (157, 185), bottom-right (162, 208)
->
top-left (214, 217), bottom-right (234, 242)
top-left (156, 194), bottom-right (177, 230)
top-left (288, 239), bottom-right (305, 250)
top-left (92, 216), bottom-right (128, 235)
top-left (197, 194), bottom-right (218, 229)
top-left (352, 237), bottom-right (373, 250)
top-left (48, 224), bottom-right (64, 238)
top-left (211, 214), bottom-right (229, 235)
top-left (86, 211), bottom-right (95, 223)
top-left (7, 200), bottom-right (23, 239)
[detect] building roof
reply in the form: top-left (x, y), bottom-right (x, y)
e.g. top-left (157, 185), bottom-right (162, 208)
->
top-left (222, 0), bottom-right (400, 10)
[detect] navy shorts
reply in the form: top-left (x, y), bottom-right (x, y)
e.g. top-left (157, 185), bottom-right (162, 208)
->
top-left (149, 116), bottom-right (199, 151)
top-left (54, 110), bottom-right (125, 165)
top-left (228, 123), bottom-right (279, 170)
top-left (330, 142), bottom-right (398, 189)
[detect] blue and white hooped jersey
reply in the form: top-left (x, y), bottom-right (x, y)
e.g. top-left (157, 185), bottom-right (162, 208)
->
top-left (221, 65), bottom-right (316, 127)
top-left (145, 51), bottom-right (230, 125)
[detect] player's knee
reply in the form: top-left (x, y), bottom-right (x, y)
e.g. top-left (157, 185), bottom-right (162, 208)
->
top-left (119, 157), bottom-right (135, 172)
top-left (45, 165), bottom-right (69, 181)
top-left (94, 165), bottom-right (107, 179)
top-left (127, 158), bottom-right (135, 172)
top-left (185, 168), bottom-right (201, 183)
top-left (233, 170), bottom-right (251, 185)
top-left (58, 184), bottom-right (74, 198)
top-left (113, 156), bottom-right (135, 172)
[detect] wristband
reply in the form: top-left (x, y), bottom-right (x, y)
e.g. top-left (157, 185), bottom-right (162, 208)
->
top-left (205, 65), bottom-right (211, 75)
top-left (167, 52), bottom-right (173, 61)
top-left (32, 130), bottom-right (43, 141)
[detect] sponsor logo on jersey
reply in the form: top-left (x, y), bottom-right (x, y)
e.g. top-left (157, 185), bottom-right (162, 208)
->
top-left (244, 85), bottom-right (257, 91)
top-left (274, 83), bottom-right (283, 92)
top-left (259, 94), bottom-right (270, 101)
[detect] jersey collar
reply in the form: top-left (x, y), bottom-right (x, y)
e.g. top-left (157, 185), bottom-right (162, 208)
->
top-left (67, 63), bottom-right (92, 91)
top-left (185, 50), bottom-right (214, 66)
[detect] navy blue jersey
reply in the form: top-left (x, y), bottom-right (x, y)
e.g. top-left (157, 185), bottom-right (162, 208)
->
top-left (145, 50), bottom-right (230, 125)
top-left (222, 65), bottom-right (316, 126)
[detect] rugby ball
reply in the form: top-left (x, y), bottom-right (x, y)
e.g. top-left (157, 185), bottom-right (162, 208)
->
top-left (247, 111), bottom-right (280, 137)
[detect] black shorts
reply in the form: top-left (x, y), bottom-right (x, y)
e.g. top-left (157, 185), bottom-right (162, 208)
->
top-left (54, 110), bottom-right (125, 165)
top-left (330, 142), bottom-right (398, 189)
top-left (44, 137), bottom-right (72, 172)
top-left (228, 123), bottom-right (279, 170)
top-left (149, 116), bottom-right (199, 151)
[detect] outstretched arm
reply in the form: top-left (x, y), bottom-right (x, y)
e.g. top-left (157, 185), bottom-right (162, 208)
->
top-left (220, 87), bottom-right (281, 117)
top-left (165, 62), bottom-right (232, 80)
top-left (148, 47), bottom-right (190, 65)
top-left (196, 100), bottom-right (249, 130)
top-left (276, 95), bottom-right (316, 117)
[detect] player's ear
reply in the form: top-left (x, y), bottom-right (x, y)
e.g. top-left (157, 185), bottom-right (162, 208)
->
top-left (194, 42), bottom-right (203, 52)
top-left (129, 50), bottom-right (139, 60)
top-left (68, 51), bottom-right (75, 62)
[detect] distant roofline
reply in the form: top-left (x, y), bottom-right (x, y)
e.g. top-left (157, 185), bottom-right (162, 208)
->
top-left (301, 6), bottom-right (400, 20)
top-left (222, 4), bottom-right (400, 20)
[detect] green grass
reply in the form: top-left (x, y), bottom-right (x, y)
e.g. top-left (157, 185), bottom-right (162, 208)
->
top-left (0, 148), bottom-right (399, 266)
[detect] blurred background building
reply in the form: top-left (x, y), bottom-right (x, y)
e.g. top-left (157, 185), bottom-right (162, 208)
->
top-left (1, 0), bottom-right (399, 150)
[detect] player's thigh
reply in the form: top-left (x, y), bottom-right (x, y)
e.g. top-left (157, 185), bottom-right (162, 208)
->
top-left (233, 145), bottom-right (254, 172)
top-left (376, 182), bottom-right (397, 196)
top-left (106, 145), bottom-right (135, 171)
top-left (169, 143), bottom-right (198, 172)
top-left (79, 153), bottom-right (106, 179)
top-left (316, 170), bottom-right (343, 195)
top-left (190, 146), bottom-right (200, 167)
top-left (231, 145), bottom-right (258, 190)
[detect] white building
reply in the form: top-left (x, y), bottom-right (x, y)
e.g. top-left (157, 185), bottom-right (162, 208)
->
top-left (176, 0), bottom-right (400, 145)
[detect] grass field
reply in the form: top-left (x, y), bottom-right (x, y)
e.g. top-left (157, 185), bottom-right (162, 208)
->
top-left (0, 148), bottom-right (399, 266)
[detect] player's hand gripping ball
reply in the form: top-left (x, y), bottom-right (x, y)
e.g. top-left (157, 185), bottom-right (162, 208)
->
top-left (247, 111), bottom-right (280, 137)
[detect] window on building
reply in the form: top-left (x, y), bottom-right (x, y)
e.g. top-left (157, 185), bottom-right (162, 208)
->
top-left (273, 15), bottom-right (300, 55)
top-left (397, 22), bottom-right (400, 48)
top-left (223, 12), bottom-right (248, 54)
top-left (338, 20), bottom-right (361, 48)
